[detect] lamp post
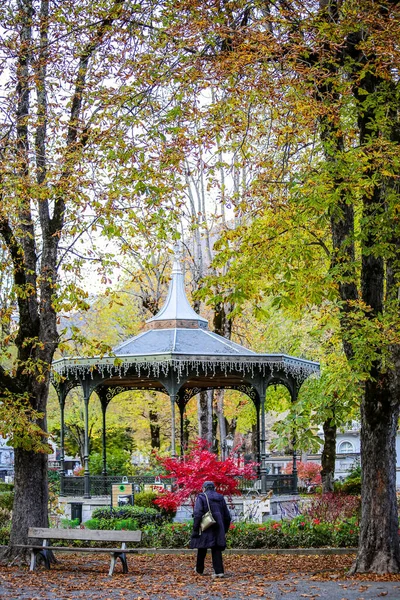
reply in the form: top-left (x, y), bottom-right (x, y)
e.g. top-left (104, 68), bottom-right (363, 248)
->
top-left (222, 433), bottom-right (234, 460)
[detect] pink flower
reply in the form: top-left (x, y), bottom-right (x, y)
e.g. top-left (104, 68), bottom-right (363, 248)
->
top-left (229, 524), bottom-right (236, 530)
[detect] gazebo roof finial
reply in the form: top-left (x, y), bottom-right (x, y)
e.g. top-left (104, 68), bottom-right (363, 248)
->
top-left (145, 244), bottom-right (208, 330)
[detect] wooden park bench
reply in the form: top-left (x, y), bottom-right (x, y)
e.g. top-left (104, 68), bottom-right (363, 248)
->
top-left (22, 527), bottom-right (142, 576)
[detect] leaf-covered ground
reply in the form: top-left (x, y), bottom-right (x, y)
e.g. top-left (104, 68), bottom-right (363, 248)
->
top-left (2, 553), bottom-right (400, 599)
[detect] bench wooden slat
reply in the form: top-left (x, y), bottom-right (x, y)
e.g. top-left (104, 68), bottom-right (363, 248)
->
top-left (26, 527), bottom-right (142, 576)
top-left (28, 527), bottom-right (141, 542)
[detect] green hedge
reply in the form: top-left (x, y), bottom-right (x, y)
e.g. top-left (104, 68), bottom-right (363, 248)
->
top-left (0, 524), bottom-right (10, 545)
top-left (0, 517), bottom-right (360, 549)
top-left (92, 505), bottom-right (163, 528)
top-left (138, 517), bottom-right (359, 549)
top-left (63, 516), bottom-right (361, 549)
top-left (0, 492), bottom-right (14, 511)
top-left (134, 491), bottom-right (158, 508)
top-left (0, 482), bottom-right (14, 492)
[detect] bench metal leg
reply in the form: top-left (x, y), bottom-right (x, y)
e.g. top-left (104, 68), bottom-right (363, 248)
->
top-left (109, 554), bottom-right (116, 576)
top-left (30, 550), bottom-right (36, 572)
top-left (30, 549), bottom-right (51, 571)
top-left (109, 551), bottom-right (128, 576)
top-left (119, 552), bottom-right (128, 574)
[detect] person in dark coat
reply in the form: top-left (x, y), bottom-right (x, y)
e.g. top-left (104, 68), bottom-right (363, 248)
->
top-left (190, 481), bottom-right (231, 577)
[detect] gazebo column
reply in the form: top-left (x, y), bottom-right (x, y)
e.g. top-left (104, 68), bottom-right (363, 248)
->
top-left (259, 383), bottom-right (268, 494)
top-left (170, 393), bottom-right (177, 457)
top-left (82, 383), bottom-right (92, 499)
top-left (99, 393), bottom-right (111, 495)
top-left (177, 393), bottom-right (187, 457)
top-left (59, 395), bottom-right (66, 497)
top-left (53, 380), bottom-right (75, 497)
top-left (291, 386), bottom-right (299, 495)
top-left (101, 399), bottom-right (108, 477)
top-left (256, 403), bottom-right (261, 474)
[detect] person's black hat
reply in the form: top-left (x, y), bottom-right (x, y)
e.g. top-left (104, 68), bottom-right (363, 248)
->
top-left (202, 481), bottom-right (215, 490)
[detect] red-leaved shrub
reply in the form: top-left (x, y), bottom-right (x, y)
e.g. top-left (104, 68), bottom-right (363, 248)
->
top-left (283, 461), bottom-right (322, 485)
top-left (154, 439), bottom-right (257, 512)
top-left (303, 492), bottom-right (361, 523)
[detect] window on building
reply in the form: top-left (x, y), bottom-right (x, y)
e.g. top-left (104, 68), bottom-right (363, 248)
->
top-left (338, 441), bottom-right (354, 453)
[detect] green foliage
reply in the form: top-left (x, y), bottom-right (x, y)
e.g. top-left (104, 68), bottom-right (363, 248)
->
top-left (0, 482), bottom-right (13, 492)
top-left (134, 491), bottom-right (158, 509)
top-left (0, 491), bottom-right (14, 511)
top-left (143, 522), bottom-right (192, 548)
top-left (85, 517), bottom-right (139, 531)
top-left (0, 390), bottom-right (51, 452)
top-left (340, 467), bottom-right (362, 495)
top-left (92, 504), bottom-right (163, 528)
top-left (226, 517), bottom-right (359, 549)
top-left (89, 450), bottom-right (133, 476)
top-left (0, 524), bottom-right (10, 545)
top-left (135, 518), bottom-right (359, 549)
top-left (334, 517), bottom-right (360, 548)
top-left (0, 507), bottom-right (11, 527)
top-left (60, 518), bottom-right (81, 529)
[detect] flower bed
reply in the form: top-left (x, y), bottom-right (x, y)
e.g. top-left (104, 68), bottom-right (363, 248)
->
top-left (136, 517), bottom-right (359, 549)
top-left (225, 517), bottom-right (359, 549)
top-left (0, 517), bottom-right (360, 549)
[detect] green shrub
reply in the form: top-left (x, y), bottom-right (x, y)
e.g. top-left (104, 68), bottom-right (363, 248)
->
top-left (341, 479), bottom-right (361, 495)
top-left (333, 517), bottom-right (359, 547)
top-left (92, 505), bottom-right (163, 527)
top-left (0, 492), bottom-right (14, 511)
top-left (0, 524), bottom-right (10, 545)
top-left (134, 491), bottom-right (158, 509)
top-left (226, 522), bottom-right (286, 549)
top-left (85, 517), bottom-right (140, 531)
top-left (341, 465), bottom-right (362, 495)
top-left (77, 517), bottom-right (358, 549)
top-left (226, 519), bottom-right (335, 549)
top-left (114, 519), bottom-right (139, 531)
top-left (0, 482), bottom-right (13, 492)
top-left (60, 518), bottom-right (80, 529)
top-left (0, 507), bottom-right (11, 527)
top-left (142, 522), bottom-right (192, 548)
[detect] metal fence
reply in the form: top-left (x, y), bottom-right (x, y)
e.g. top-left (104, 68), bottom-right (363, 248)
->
top-left (238, 474), bottom-right (295, 495)
top-left (62, 473), bottom-right (294, 497)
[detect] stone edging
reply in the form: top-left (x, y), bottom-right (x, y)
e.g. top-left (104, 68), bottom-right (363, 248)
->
top-left (0, 545), bottom-right (357, 556)
top-left (134, 547), bottom-right (357, 555)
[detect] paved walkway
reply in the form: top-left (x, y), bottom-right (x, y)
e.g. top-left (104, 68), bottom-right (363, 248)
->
top-left (1, 553), bottom-right (400, 599)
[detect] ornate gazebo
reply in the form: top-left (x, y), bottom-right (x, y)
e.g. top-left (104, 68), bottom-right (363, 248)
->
top-left (53, 254), bottom-right (319, 498)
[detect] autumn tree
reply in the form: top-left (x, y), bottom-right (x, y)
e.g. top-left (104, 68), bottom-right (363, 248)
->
top-left (0, 0), bottom-right (181, 555)
top-left (153, 0), bottom-right (400, 574)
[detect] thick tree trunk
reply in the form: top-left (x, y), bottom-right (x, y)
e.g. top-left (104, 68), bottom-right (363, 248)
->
top-left (9, 449), bottom-right (49, 549)
top-left (321, 417), bottom-right (336, 494)
top-left (149, 408), bottom-right (160, 450)
top-left (197, 390), bottom-right (213, 444)
top-left (215, 389), bottom-right (227, 456)
top-left (350, 376), bottom-right (400, 574)
top-left (183, 411), bottom-right (190, 451)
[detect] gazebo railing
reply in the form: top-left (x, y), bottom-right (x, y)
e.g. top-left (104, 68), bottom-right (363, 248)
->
top-left (62, 475), bottom-right (174, 497)
top-left (238, 474), bottom-right (295, 496)
top-left (61, 474), bottom-right (295, 497)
